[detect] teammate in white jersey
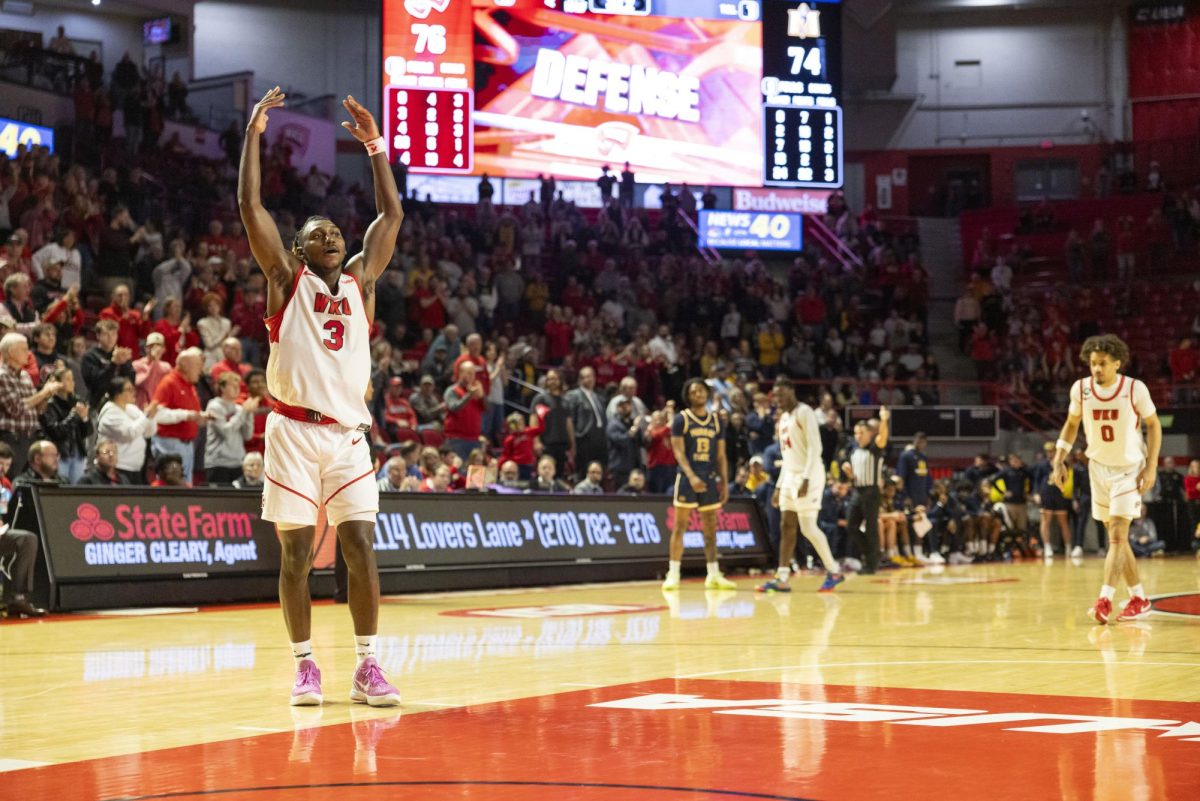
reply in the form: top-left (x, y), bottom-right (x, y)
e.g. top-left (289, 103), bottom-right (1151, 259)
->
top-left (239, 87), bottom-right (404, 706)
top-left (1050, 335), bottom-right (1161, 624)
top-left (757, 378), bottom-right (844, 593)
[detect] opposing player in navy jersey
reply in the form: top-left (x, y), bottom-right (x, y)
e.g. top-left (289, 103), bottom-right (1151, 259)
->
top-left (662, 378), bottom-right (737, 590)
top-left (240, 87), bottom-right (403, 706)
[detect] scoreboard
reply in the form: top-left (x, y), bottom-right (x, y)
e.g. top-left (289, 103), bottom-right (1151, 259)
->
top-left (381, 0), bottom-right (844, 189)
top-left (761, 1), bottom-right (843, 188)
top-left (382, 0), bottom-right (475, 174)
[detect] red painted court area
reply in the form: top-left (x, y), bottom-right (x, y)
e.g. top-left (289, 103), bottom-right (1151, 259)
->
top-left (9, 680), bottom-right (1200, 800)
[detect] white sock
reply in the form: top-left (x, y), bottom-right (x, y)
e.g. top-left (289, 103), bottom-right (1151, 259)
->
top-left (667, 559), bottom-right (681, 577)
top-left (987, 542), bottom-right (995, 554)
top-left (1129, 584), bottom-right (1145, 600)
top-left (292, 640), bottom-right (313, 666)
top-left (706, 561), bottom-right (720, 577)
top-left (775, 566), bottom-right (791, 583)
top-left (355, 635), bottom-right (377, 666)
top-left (1099, 585), bottom-right (1116, 601)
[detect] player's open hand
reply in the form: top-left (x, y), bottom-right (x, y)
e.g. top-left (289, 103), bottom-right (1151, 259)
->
top-left (879, 406), bottom-right (890, 422)
top-left (689, 475), bottom-right (707, 494)
top-left (341, 95), bottom-right (380, 143)
top-left (249, 86), bottom-right (285, 134)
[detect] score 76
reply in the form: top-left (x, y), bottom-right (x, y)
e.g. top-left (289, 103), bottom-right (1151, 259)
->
top-left (412, 23), bottom-right (447, 55)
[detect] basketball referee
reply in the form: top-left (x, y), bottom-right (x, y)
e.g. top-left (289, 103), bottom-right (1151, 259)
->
top-left (842, 406), bottom-right (890, 574)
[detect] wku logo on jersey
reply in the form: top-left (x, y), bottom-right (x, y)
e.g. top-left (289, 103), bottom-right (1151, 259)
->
top-left (1092, 409), bottom-right (1120, 421)
top-left (313, 293), bottom-right (351, 316)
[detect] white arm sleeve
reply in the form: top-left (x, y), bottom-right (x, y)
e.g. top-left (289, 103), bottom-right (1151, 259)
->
top-left (800, 404), bottom-right (823, 477)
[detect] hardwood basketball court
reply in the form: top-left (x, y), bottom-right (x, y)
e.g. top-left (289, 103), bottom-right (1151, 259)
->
top-left (2, 557), bottom-right (1199, 799)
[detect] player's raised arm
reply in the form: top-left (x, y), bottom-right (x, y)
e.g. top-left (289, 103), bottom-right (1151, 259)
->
top-left (341, 95), bottom-right (404, 284)
top-left (237, 87), bottom-right (295, 287)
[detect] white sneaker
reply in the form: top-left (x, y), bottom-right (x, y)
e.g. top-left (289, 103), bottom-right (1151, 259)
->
top-left (1070, 546), bottom-right (1083, 558)
top-left (928, 552), bottom-right (946, 564)
top-left (661, 573), bottom-right (680, 591)
top-left (704, 573), bottom-right (737, 590)
top-left (1044, 552), bottom-right (1054, 563)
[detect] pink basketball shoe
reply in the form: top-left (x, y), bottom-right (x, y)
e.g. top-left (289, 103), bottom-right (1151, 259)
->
top-left (290, 658), bottom-right (323, 706)
top-left (350, 657), bottom-right (401, 707)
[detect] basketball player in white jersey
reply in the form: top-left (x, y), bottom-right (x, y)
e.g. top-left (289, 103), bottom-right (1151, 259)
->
top-left (757, 378), bottom-right (844, 593)
top-left (238, 87), bottom-right (403, 705)
top-left (1050, 335), bottom-right (1161, 624)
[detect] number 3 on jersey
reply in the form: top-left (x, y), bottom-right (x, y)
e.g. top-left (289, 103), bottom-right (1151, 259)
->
top-left (323, 320), bottom-right (344, 351)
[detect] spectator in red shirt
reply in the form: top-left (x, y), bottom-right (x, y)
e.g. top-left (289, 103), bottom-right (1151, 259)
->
top-left (152, 297), bottom-right (200, 365)
top-left (544, 305), bottom-right (573, 363)
top-left (443, 361), bottom-right (487, 461)
top-left (209, 337), bottom-right (252, 394)
top-left (151, 347), bottom-right (206, 485)
top-left (1169, 338), bottom-right (1197, 384)
top-left (970, 323), bottom-right (997, 381)
top-left (1186, 460), bottom-right (1200, 502)
top-left (199, 218), bottom-right (231, 259)
top-left (99, 283), bottom-right (153, 352)
top-left (643, 405), bottom-right (677, 494)
top-left (452, 333), bottom-right (488, 393)
top-left (794, 287), bottom-right (826, 329)
top-left (242, 369), bottom-right (274, 454)
top-left (501, 411), bottom-right (544, 481)
top-left (378, 377), bottom-right (418, 441)
top-left (133, 332), bottom-right (172, 408)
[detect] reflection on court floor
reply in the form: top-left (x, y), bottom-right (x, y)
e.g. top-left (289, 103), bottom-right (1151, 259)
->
top-left (2, 559), bottom-right (1199, 799)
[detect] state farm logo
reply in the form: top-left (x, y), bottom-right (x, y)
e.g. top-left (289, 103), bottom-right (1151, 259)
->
top-left (403, 0), bottom-right (449, 19)
top-left (71, 503), bottom-right (115, 542)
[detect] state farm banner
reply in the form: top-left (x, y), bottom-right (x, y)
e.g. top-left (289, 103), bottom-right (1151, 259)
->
top-left (33, 488), bottom-right (767, 583)
top-left (34, 487), bottom-right (281, 581)
top-left (357, 494), bottom-right (765, 571)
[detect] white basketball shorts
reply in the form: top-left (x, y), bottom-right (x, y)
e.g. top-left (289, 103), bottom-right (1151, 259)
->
top-left (1088, 460), bottom-right (1144, 523)
top-left (778, 469), bottom-right (824, 515)
top-left (262, 413), bottom-right (378, 528)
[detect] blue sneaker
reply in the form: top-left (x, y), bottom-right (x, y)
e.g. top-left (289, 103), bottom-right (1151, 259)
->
top-left (818, 573), bottom-right (845, 593)
top-left (756, 578), bottom-right (791, 593)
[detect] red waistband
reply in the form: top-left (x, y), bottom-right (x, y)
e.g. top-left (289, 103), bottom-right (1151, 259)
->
top-left (272, 401), bottom-right (339, 426)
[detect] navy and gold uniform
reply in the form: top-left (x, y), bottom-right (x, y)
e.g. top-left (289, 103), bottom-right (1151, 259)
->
top-left (672, 409), bottom-right (724, 511)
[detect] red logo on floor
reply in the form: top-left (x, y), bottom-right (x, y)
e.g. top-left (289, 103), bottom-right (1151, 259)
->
top-left (1149, 592), bottom-right (1200, 617)
top-left (6, 679), bottom-right (1199, 800)
top-left (442, 603), bottom-right (667, 619)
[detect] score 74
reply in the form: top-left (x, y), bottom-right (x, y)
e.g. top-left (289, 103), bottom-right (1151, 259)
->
top-left (787, 45), bottom-right (823, 77)
top-left (412, 23), bottom-right (447, 55)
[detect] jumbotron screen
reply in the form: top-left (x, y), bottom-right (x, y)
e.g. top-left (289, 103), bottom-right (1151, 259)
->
top-left (382, 0), bottom-right (843, 189)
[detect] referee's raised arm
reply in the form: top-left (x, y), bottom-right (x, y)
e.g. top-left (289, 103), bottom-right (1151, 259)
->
top-left (874, 405), bottom-right (890, 449)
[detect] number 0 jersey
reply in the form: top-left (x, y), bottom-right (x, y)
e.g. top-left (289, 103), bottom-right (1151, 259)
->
top-left (671, 409), bottom-right (723, 477)
top-left (265, 266), bottom-right (372, 429)
top-left (1068, 375), bottom-right (1155, 468)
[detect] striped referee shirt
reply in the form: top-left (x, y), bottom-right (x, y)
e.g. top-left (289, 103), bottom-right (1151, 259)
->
top-left (849, 442), bottom-right (884, 488)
